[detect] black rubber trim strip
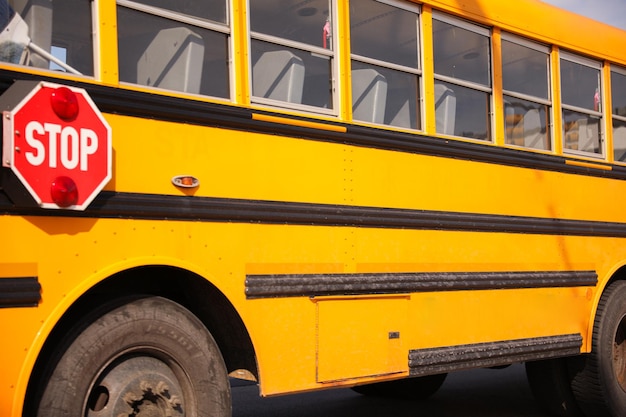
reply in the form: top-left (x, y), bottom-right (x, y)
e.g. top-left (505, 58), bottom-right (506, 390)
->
top-left (0, 70), bottom-right (625, 181)
top-left (2, 190), bottom-right (626, 238)
top-left (0, 277), bottom-right (41, 308)
top-left (409, 334), bottom-right (583, 376)
top-left (245, 270), bottom-right (597, 299)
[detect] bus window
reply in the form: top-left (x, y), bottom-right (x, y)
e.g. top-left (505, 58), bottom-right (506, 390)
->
top-left (0, 0), bottom-right (93, 75)
top-left (432, 14), bottom-right (491, 140)
top-left (117, 0), bottom-right (230, 98)
top-left (124, 0), bottom-right (228, 24)
top-left (560, 52), bottom-right (603, 156)
top-left (249, 0), bottom-right (334, 111)
top-left (611, 67), bottom-right (626, 162)
top-left (349, 0), bottom-right (421, 129)
top-left (502, 35), bottom-right (551, 151)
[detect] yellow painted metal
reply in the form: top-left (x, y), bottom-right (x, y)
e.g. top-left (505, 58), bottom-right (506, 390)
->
top-left (3, 0), bottom-right (626, 415)
top-left (491, 28), bottom-right (505, 146)
top-left (94, 0), bottom-right (119, 85)
top-left (420, 5), bottom-right (436, 135)
top-left (338, 0), bottom-right (352, 121)
top-left (232, 0), bottom-right (250, 105)
top-left (603, 62), bottom-right (615, 163)
top-left (316, 296), bottom-right (409, 382)
top-left (550, 45), bottom-right (564, 155)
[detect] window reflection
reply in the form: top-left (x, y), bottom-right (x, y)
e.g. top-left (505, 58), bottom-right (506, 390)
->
top-left (563, 110), bottom-right (601, 154)
top-left (504, 96), bottom-right (550, 150)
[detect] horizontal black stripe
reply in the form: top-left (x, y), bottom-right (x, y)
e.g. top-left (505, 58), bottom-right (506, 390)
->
top-left (3, 191), bottom-right (626, 239)
top-left (0, 277), bottom-right (41, 308)
top-left (245, 271), bottom-right (597, 299)
top-left (0, 70), bottom-right (624, 181)
top-left (409, 334), bottom-right (582, 376)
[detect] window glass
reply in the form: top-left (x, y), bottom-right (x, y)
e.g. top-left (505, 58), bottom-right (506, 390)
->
top-left (249, 0), bottom-right (334, 110)
top-left (250, 0), bottom-right (332, 49)
top-left (117, 3), bottom-right (230, 98)
top-left (349, 0), bottom-right (420, 129)
top-left (614, 118), bottom-right (626, 162)
top-left (611, 69), bottom-right (626, 162)
top-left (433, 19), bottom-right (490, 87)
top-left (350, 0), bottom-right (418, 68)
top-left (611, 70), bottom-right (626, 117)
top-left (127, 0), bottom-right (227, 24)
top-left (560, 59), bottom-right (601, 111)
top-left (433, 15), bottom-right (491, 140)
top-left (0, 0), bottom-right (93, 75)
top-left (502, 40), bottom-right (549, 100)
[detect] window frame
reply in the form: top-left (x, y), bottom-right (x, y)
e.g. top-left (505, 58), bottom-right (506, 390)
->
top-left (116, 0), bottom-right (234, 100)
top-left (432, 11), bottom-right (494, 141)
top-left (500, 32), bottom-right (553, 151)
top-left (559, 50), bottom-right (605, 158)
top-left (247, 0), bottom-right (338, 115)
top-left (349, 0), bottom-right (422, 129)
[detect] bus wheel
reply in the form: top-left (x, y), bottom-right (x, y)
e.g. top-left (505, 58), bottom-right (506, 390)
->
top-left (351, 373), bottom-right (447, 400)
top-left (569, 281), bottom-right (626, 417)
top-left (525, 358), bottom-right (583, 417)
top-left (36, 296), bottom-right (231, 417)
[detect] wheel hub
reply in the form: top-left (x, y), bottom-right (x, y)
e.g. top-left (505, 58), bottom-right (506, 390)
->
top-left (86, 355), bottom-right (185, 417)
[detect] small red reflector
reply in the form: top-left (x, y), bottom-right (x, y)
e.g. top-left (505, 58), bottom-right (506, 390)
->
top-left (50, 87), bottom-right (79, 121)
top-left (50, 176), bottom-right (79, 208)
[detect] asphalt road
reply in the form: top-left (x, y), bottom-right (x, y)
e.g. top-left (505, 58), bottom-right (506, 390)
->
top-left (232, 364), bottom-right (550, 417)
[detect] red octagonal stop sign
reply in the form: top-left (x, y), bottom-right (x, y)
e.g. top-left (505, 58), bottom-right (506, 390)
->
top-left (2, 81), bottom-right (111, 210)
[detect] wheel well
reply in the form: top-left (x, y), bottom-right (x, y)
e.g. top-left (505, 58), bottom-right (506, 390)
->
top-left (25, 266), bottom-right (257, 412)
top-left (607, 265), bottom-right (626, 287)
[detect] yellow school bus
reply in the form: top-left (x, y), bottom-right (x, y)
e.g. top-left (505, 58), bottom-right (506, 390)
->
top-left (1, 0), bottom-right (626, 416)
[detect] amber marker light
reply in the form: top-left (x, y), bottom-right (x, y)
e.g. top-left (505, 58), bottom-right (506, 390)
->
top-left (172, 175), bottom-right (200, 188)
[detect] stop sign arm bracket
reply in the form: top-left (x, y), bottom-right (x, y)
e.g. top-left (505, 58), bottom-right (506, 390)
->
top-left (0, 168), bottom-right (38, 207)
top-left (0, 81), bottom-right (41, 208)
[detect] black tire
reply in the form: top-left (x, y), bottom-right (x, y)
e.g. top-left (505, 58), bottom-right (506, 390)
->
top-left (569, 281), bottom-right (626, 417)
top-left (352, 373), bottom-right (447, 400)
top-left (525, 358), bottom-right (584, 417)
top-left (35, 296), bottom-right (231, 417)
